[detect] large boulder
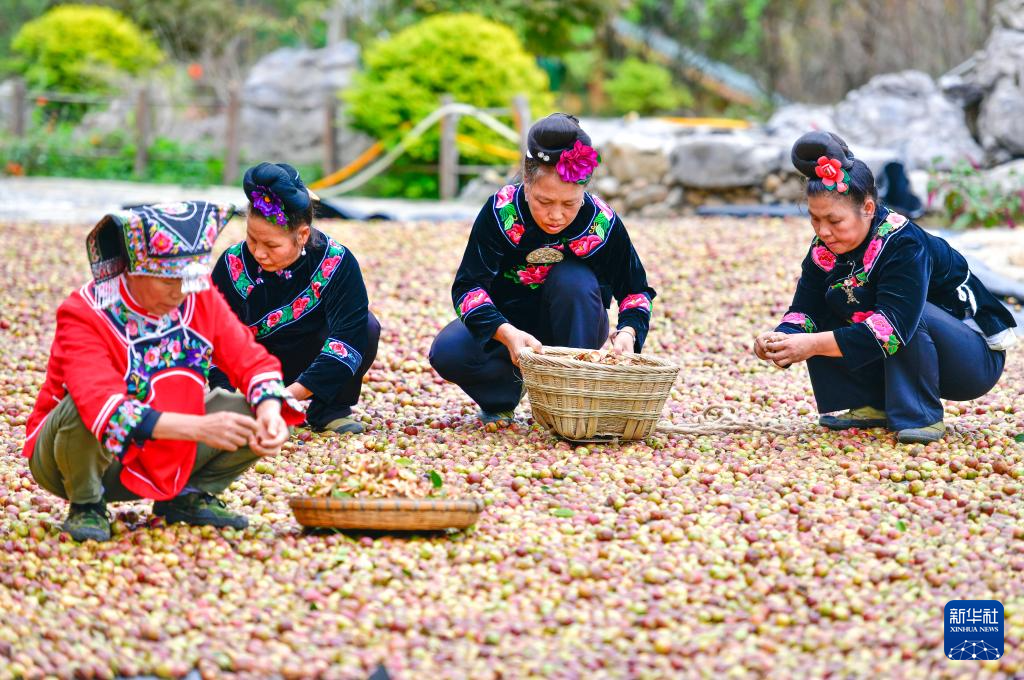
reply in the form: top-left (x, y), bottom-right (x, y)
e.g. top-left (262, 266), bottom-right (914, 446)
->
top-left (832, 71), bottom-right (982, 170)
top-left (667, 132), bottom-right (788, 188)
top-left (241, 41), bottom-right (370, 166)
top-left (764, 104), bottom-right (838, 145)
top-left (978, 78), bottom-right (1024, 161)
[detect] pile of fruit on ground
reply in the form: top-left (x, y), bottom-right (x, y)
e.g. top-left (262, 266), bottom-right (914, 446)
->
top-left (0, 217), bottom-right (1021, 679)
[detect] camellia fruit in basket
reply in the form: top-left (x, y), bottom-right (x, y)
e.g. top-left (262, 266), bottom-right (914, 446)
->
top-left (519, 346), bottom-right (680, 442)
top-left (289, 454), bottom-right (484, 531)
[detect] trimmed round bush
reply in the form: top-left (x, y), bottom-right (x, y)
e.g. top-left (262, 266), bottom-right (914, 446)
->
top-left (344, 13), bottom-right (553, 164)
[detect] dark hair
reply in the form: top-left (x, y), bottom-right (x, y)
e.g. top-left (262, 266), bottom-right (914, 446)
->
top-left (243, 162), bottom-right (316, 233)
top-left (791, 131), bottom-right (877, 207)
top-left (523, 113), bottom-right (593, 185)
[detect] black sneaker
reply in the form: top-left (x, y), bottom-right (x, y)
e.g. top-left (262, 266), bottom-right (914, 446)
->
top-left (153, 492), bottom-right (248, 529)
top-left (62, 500), bottom-right (111, 542)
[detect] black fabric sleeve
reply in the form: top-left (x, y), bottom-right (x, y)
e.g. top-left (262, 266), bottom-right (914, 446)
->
top-left (208, 252), bottom-right (243, 391)
top-left (597, 216), bottom-right (656, 352)
top-left (451, 200), bottom-right (511, 345)
top-left (295, 251), bottom-right (370, 401)
top-left (833, 237), bottom-right (931, 369)
top-left (774, 245), bottom-right (831, 336)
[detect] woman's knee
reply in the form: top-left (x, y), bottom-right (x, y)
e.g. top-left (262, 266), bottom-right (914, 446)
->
top-left (429, 322), bottom-right (468, 379)
top-left (544, 259), bottom-right (599, 300)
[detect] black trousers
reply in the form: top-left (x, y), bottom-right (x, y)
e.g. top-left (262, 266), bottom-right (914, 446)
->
top-left (430, 259), bottom-right (610, 413)
top-left (807, 303), bottom-right (1006, 430)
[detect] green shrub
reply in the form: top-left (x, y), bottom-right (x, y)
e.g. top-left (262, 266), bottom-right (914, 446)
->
top-left (928, 161), bottom-right (1024, 230)
top-left (604, 57), bottom-right (693, 116)
top-left (11, 5), bottom-right (164, 94)
top-left (344, 13), bottom-right (553, 168)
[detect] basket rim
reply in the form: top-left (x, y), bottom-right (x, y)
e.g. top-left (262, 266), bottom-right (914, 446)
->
top-left (519, 346), bottom-right (679, 372)
top-left (289, 496), bottom-right (485, 513)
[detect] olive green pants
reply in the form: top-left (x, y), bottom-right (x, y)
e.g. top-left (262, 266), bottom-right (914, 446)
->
top-left (29, 389), bottom-right (261, 504)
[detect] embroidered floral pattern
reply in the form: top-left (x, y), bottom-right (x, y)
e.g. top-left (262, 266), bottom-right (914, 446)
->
top-left (103, 399), bottom-right (148, 459)
top-left (248, 379), bottom-right (289, 407)
top-left (781, 312), bottom-right (816, 333)
top-left (125, 332), bottom-right (213, 401)
top-left (224, 244), bottom-right (257, 299)
top-left (830, 271), bottom-right (868, 293)
top-left (811, 244), bottom-right (837, 272)
top-left (250, 240), bottom-right (347, 338)
top-left (860, 311), bottom-right (900, 355)
top-left (494, 185), bottom-right (526, 245)
top-left (457, 288), bottom-right (494, 318)
top-left (566, 195), bottom-right (614, 259)
top-left (877, 211), bottom-right (907, 237)
top-left (505, 264), bottom-right (551, 289)
top-left (862, 238), bottom-right (883, 271)
top-left (321, 337), bottom-right (363, 373)
top-left (124, 204), bottom-right (228, 278)
top-left (619, 293), bottom-right (652, 314)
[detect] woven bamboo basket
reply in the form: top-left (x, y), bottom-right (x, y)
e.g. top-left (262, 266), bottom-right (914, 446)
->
top-left (518, 347), bottom-right (680, 441)
top-left (289, 496), bottom-right (484, 531)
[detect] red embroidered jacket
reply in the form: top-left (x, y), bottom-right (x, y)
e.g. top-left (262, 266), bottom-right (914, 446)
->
top-left (23, 278), bottom-right (303, 500)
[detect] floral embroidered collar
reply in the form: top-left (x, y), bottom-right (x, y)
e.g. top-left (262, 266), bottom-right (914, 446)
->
top-left (810, 207), bottom-right (907, 275)
top-left (493, 184), bottom-right (616, 259)
top-left (224, 236), bottom-right (348, 338)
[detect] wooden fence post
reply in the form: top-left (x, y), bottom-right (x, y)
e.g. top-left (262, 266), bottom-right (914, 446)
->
top-left (512, 93), bottom-right (531, 158)
top-left (133, 88), bottom-right (150, 178)
top-left (10, 78), bottom-right (26, 137)
top-left (324, 97), bottom-right (339, 175)
top-left (439, 94), bottom-right (459, 201)
top-left (223, 86), bottom-right (241, 185)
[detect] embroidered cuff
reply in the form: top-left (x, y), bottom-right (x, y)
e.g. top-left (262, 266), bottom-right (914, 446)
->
top-left (618, 293), bottom-right (652, 315)
top-left (321, 337), bottom-right (363, 374)
top-left (248, 378), bottom-right (306, 415)
top-left (456, 288), bottom-right (495, 319)
top-left (779, 312), bottom-right (816, 333)
top-left (859, 311), bottom-right (901, 356)
top-left (102, 399), bottom-right (150, 460)
top-left (129, 408), bottom-right (162, 447)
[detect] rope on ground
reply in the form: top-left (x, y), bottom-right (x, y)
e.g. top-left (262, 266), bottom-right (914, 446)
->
top-left (316, 103), bottom-right (521, 197)
top-left (655, 404), bottom-right (805, 436)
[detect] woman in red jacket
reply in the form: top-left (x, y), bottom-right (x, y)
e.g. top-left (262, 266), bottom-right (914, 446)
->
top-left (23, 201), bottom-right (303, 542)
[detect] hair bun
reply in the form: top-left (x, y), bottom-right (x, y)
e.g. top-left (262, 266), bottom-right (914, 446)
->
top-left (527, 112), bottom-right (592, 164)
top-left (791, 131), bottom-right (853, 180)
top-left (243, 162), bottom-right (311, 214)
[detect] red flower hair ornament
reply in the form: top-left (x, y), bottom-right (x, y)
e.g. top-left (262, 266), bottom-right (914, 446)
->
top-left (814, 156), bottom-right (850, 194)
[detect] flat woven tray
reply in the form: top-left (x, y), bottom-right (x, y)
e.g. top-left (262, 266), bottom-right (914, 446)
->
top-left (289, 496), bottom-right (485, 531)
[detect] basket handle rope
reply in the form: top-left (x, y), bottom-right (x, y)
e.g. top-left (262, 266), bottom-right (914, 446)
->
top-left (656, 404), bottom-right (805, 436)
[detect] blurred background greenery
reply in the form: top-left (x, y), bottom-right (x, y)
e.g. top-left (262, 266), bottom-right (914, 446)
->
top-left (0, 0), bottom-right (999, 200)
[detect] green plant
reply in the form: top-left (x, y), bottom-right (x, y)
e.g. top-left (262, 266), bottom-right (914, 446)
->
top-left (344, 13), bottom-right (553, 173)
top-left (603, 57), bottom-right (693, 116)
top-left (10, 5), bottom-right (164, 94)
top-left (927, 161), bottom-right (1024, 230)
top-left (0, 124), bottom-right (225, 186)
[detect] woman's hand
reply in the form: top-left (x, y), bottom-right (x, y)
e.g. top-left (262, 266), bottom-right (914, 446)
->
top-left (250, 399), bottom-right (289, 456)
top-left (610, 328), bottom-right (636, 354)
top-left (494, 323), bottom-right (542, 367)
top-left (754, 332), bottom-right (787, 362)
top-left (192, 412), bottom-right (260, 451)
top-left (287, 382), bottom-right (312, 401)
top-left (764, 333), bottom-right (818, 367)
